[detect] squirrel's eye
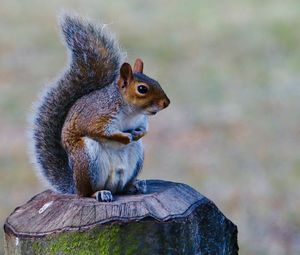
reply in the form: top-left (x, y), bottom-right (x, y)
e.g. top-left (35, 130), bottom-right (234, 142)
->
top-left (137, 85), bottom-right (148, 94)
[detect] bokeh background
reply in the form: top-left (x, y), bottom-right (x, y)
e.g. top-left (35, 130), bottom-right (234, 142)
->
top-left (1, 0), bottom-right (300, 254)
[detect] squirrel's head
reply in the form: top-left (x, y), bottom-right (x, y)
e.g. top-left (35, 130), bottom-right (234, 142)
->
top-left (117, 58), bottom-right (170, 115)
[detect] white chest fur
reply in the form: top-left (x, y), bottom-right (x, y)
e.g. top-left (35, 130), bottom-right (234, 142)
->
top-left (84, 113), bottom-right (148, 194)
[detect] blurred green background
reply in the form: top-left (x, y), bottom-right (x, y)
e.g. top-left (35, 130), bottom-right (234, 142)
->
top-left (1, 0), bottom-right (300, 254)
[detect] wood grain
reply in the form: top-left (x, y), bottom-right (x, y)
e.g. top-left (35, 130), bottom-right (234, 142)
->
top-left (4, 180), bottom-right (238, 255)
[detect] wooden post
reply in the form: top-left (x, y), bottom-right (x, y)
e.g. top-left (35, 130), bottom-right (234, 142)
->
top-left (4, 180), bottom-right (238, 255)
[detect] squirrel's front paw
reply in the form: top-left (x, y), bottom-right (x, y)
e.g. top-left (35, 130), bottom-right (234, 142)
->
top-left (94, 190), bottom-right (113, 202)
top-left (132, 129), bottom-right (147, 141)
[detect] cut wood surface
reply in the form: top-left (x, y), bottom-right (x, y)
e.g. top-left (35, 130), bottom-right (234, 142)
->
top-left (4, 180), bottom-right (238, 255)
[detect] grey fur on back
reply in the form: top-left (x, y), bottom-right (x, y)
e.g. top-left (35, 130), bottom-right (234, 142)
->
top-left (29, 13), bottom-right (124, 193)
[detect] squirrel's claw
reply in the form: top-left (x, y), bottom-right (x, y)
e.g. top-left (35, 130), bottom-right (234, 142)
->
top-left (94, 190), bottom-right (113, 202)
top-left (132, 130), bottom-right (146, 141)
top-left (130, 127), bottom-right (147, 141)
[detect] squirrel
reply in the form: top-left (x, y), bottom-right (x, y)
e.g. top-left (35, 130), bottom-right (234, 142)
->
top-left (29, 13), bottom-right (170, 202)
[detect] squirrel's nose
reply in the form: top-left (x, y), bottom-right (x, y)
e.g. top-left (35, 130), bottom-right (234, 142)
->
top-left (160, 97), bottom-right (170, 109)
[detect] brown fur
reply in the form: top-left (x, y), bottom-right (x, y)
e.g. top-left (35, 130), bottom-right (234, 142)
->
top-left (61, 59), bottom-right (169, 197)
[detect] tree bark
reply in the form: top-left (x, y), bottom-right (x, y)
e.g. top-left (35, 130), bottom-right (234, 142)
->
top-left (4, 180), bottom-right (238, 255)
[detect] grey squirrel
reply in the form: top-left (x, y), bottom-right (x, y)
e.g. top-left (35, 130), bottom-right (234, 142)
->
top-left (29, 13), bottom-right (170, 202)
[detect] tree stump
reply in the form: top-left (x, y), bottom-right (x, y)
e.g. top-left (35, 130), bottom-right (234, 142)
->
top-left (4, 180), bottom-right (238, 255)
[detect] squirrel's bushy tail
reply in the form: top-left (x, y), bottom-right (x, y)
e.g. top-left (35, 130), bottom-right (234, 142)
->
top-left (29, 13), bottom-right (124, 193)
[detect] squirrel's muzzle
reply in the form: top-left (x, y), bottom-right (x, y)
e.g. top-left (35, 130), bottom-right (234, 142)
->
top-left (159, 96), bottom-right (170, 110)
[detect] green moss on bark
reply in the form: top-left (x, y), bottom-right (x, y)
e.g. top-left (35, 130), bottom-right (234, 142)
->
top-left (32, 225), bottom-right (123, 255)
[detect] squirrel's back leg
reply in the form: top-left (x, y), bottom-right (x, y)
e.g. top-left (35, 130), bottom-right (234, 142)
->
top-left (63, 135), bottom-right (94, 197)
top-left (63, 134), bottom-right (115, 201)
top-left (124, 180), bottom-right (147, 194)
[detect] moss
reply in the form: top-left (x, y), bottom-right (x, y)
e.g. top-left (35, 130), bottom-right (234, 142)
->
top-left (30, 222), bottom-right (155, 255)
top-left (97, 224), bottom-right (120, 255)
top-left (31, 224), bottom-right (123, 255)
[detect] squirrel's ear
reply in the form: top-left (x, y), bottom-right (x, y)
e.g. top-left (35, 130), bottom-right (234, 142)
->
top-left (119, 63), bottom-right (133, 88)
top-left (120, 63), bottom-right (133, 80)
top-left (133, 58), bottom-right (144, 73)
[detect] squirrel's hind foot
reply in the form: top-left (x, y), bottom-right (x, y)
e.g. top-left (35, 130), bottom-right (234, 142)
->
top-left (126, 180), bottom-right (147, 194)
top-left (93, 190), bottom-right (113, 202)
